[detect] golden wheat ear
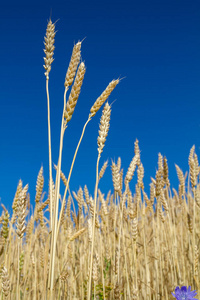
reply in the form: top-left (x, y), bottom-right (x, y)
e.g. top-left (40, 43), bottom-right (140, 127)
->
top-left (1, 267), bottom-right (10, 299)
top-left (89, 79), bottom-right (119, 118)
top-left (43, 19), bottom-right (56, 79)
top-left (64, 62), bottom-right (86, 125)
top-left (64, 41), bottom-right (82, 88)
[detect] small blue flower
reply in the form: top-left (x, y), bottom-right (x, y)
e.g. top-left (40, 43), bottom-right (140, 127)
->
top-left (172, 286), bottom-right (198, 300)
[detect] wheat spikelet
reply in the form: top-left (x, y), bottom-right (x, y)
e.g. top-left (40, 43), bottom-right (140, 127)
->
top-left (125, 154), bottom-right (139, 184)
top-left (158, 202), bottom-right (165, 223)
top-left (40, 244), bottom-right (45, 269)
top-left (64, 62), bottom-right (86, 124)
top-left (151, 177), bottom-right (156, 186)
top-left (187, 213), bottom-right (193, 234)
top-left (84, 185), bottom-right (90, 205)
top-left (12, 179), bottom-right (23, 217)
top-left (77, 187), bottom-right (84, 214)
top-left (163, 156), bottom-right (170, 187)
top-left (134, 139), bottom-right (140, 166)
top-left (35, 166), bottom-right (44, 204)
top-left (43, 19), bottom-right (56, 79)
top-left (111, 160), bottom-right (121, 196)
top-left (150, 182), bottom-right (155, 206)
top-left (131, 217), bottom-right (138, 242)
top-left (137, 163), bottom-right (144, 189)
top-left (190, 158), bottom-right (197, 188)
top-left (129, 201), bottom-right (135, 219)
top-left (26, 216), bottom-right (34, 244)
top-left (114, 282), bottom-right (120, 299)
top-left (143, 190), bottom-right (153, 214)
top-left (90, 79), bottom-right (119, 117)
top-left (97, 102), bottom-right (111, 155)
top-left (194, 153), bottom-right (199, 178)
top-left (64, 41), bottom-right (82, 87)
top-left (160, 189), bottom-right (169, 213)
top-left (19, 251), bottom-right (24, 272)
top-left (1, 267), bottom-right (10, 298)
top-left (98, 190), bottom-right (108, 216)
top-left (16, 184), bottom-right (28, 239)
top-left (39, 198), bottom-right (49, 211)
top-left (69, 228), bottom-right (86, 241)
top-left (155, 169), bottom-right (162, 197)
top-left (188, 145), bottom-right (195, 166)
top-left (157, 152), bottom-right (163, 171)
top-left (92, 256), bottom-right (99, 283)
top-left (99, 160), bottom-right (108, 180)
top-left (194, 187), bottom-right (200, 208)
top-left (38, 208), bottom-right (45, 227)
top-left (54, 164), bottom-right (68, 186)
top-left (194, 244), bottom-right (199, 277)
top-left (106, 190), bottom-right (111, 205)
top-left (2, 210), bottom-right (9, 241)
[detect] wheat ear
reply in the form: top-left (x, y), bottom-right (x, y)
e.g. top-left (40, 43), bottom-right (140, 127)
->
top-left (64, 41), bottom-right (82, 88)
top-left (43, 19), bottom-right (56, 79)
top-left (90, 79), bottom-right (119, 117)
top-left (1, 267), bottom-right (10, 299)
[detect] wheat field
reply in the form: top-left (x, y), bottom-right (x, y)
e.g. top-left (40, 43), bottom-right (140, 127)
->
top-left (0, 19), bottom-right (199, 300)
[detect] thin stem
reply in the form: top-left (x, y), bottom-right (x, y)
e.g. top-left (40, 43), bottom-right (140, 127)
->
top-left (49, 88), bottom-right (68, 293)
top-left (46, 78), bottom-right (53, 230)
top-left (56, 116), bottom-right (91, 239)
top-left (88, 154), bottom-right (100, 300)
top-left (46, 75), bottom-right (53, 293)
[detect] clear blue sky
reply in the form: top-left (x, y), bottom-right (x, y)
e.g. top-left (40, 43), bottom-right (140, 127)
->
top-left (0, 0), bottom-right (200, 211)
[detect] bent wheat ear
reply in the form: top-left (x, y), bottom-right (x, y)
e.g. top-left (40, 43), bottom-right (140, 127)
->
top-left (90, 79), bottom-right (119, 117)
top-left (43, 19), bottom-right (56, 79)
top-left (65, 41), bottom-right (82, 87)
top-left (64, 62), bottom-right (86, 124)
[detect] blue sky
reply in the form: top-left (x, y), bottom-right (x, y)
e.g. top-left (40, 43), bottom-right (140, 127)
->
top-left (0, 0), bottom-right (200, 211)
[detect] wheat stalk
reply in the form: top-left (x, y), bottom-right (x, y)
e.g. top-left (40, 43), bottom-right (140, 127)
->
top-left (43, 19), bottom-right (56, 232)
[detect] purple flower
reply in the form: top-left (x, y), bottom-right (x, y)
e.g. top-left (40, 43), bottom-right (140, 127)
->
top-left (172, 286), bottom-right (198, 300)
